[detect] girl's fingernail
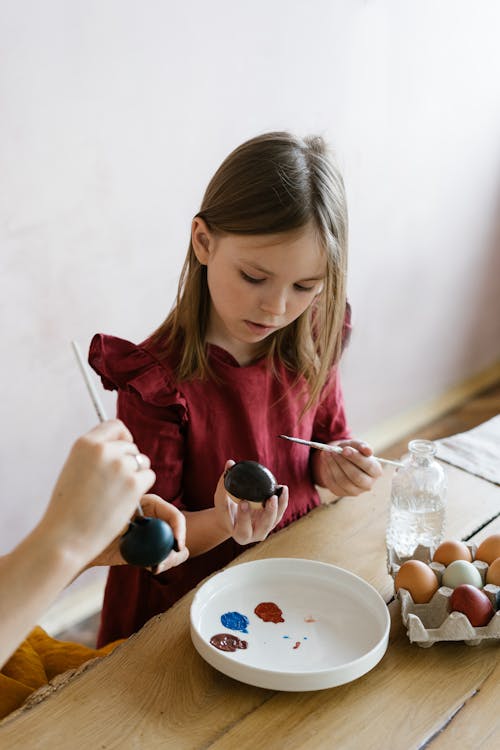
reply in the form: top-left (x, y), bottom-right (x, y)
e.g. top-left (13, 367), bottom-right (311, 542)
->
top-left (240, 501), bottom-right (249, 512)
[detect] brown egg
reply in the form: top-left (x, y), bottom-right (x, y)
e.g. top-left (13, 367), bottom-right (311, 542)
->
top-left (476, 535), bottom-right (500, 565)
top-left (432, 540), bottom-right (472, 566)
top-left (486, 557), bottom-right (500, 586)
top-left (394, 560), bottom-right (439, 604)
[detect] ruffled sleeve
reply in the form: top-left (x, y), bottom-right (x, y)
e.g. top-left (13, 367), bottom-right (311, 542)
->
top-left (89, 334), bottom-right (188, 508)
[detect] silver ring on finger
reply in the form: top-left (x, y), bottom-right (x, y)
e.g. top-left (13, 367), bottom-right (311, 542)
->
top-left (133, 453), bottom-right (147, 472)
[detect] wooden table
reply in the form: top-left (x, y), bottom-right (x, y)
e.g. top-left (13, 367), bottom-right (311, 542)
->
top-left (1, 464), bottom-right (500, 749)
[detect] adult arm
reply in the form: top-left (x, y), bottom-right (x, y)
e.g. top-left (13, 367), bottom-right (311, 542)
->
top-left (0, 420), bottom-right (188, 668)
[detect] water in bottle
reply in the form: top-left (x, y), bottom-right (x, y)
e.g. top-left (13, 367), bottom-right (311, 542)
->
top-left (386, 439), bottom-right (447, 560)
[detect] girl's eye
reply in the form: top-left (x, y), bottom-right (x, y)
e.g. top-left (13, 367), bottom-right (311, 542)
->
top-left (240, 271), bottom-right (318, 292)
top-left (241, 271), bottom-right (265, 284)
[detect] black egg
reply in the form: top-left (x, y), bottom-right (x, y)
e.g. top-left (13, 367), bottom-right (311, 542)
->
top-left (224, 460), bottom-right (280, 504)
top-left (119, 517), bottom-right (175, 567)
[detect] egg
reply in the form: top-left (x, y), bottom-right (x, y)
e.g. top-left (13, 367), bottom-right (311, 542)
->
top-left (432, 540), bottom-right (472, 566)
top-left (476, 535), bottom-right (500, 565)
top-left (223, 461), bottom-right (280, 507)
top-left (486, 557), bottom-right (500, 586)
top-left (394, 560), bottom-right (439, 603)
top-left (450, 584), bottom-right (494, 626)
top-left (442, 560), bottom-right (483, 589)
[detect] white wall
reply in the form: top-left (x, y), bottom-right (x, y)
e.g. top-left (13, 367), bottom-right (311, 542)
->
top-left (2, 0), bottom-right (500, 558)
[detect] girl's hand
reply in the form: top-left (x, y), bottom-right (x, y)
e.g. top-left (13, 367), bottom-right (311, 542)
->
top-left (312, 439), bottom-right (382, 497)
top-left (214, 461), bottom-right (289, 545)
top-left (89, 494), bottom-right (189, 572)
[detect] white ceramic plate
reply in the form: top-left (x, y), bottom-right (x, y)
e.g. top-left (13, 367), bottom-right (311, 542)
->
top-left (190, 558), bottom-right (390, 691)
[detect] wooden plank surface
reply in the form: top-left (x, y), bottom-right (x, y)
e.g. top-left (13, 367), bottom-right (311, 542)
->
top-left (1, 464), bottom-right (499, 749)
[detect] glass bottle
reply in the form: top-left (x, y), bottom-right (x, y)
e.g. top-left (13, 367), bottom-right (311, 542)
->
top-left (386, 439), bottom-right (447, 560)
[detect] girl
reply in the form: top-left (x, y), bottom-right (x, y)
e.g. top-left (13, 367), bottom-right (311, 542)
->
top-left (90, 131), bottom-right (382, 645)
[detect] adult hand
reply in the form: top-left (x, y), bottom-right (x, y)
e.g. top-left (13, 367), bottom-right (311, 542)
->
top-left (91, 493), bottom-right (189, 572)
top-left (214, 460), bottom-right (289, 545)
top-left (40, 420), bottom-right (156, 569)
top-left (312, 438), bottom-right (382, 497)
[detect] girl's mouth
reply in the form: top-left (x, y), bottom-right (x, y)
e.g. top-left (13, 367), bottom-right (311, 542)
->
top-left (244, 320), bottom-right (277, 336)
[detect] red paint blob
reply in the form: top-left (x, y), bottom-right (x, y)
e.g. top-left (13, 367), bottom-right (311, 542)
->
top-left (210, 633), bottom-right (248, 652)
top-left (254, 602), bottom-right (285, 623)
top-left (293, 641), bottom-right (301, 649)
top-left (304, 616), bottom-right (317, 623)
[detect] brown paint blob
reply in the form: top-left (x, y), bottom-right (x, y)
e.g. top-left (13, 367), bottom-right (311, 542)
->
top-left (210, 633), bottom-right (248, 652)
top-left (293, 641), bottom-right (301, 650)
top-left (254, 602), bottom-right (285, 623)
top-left (304, 615), bottom-right (317, 623)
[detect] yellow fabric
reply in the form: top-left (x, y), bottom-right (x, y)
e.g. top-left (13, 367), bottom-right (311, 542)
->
top-left (0, 626), bottom-right (122, 720)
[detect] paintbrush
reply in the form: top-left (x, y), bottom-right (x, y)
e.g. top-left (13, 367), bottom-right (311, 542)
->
top-left (278, 435), bottom-right (404, 468)
top-left (72, 340), bottom-right (143, 517)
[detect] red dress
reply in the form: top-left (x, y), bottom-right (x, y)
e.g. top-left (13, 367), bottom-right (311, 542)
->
top-left (89, 335), bottom-right (350, 646)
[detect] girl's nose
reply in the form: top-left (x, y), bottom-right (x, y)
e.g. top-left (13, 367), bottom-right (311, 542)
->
top-left (259, 288), bottom-right (287, 316)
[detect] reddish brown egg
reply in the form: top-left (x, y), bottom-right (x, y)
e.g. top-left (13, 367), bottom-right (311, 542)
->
top-left (432, 540), bottom-right (472, 566)
top-left (450, 584), bottom-right (494, 626)
top-left (476, 535), bottom-right (500, 565)
top-left (394, 560), bottom-right (439, 604)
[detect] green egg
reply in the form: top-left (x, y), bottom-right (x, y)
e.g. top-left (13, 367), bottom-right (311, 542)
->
top-left (442, 559), bottom-right (483, 589)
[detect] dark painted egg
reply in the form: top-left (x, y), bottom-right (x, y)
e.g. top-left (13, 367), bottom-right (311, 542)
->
top-left (223, 460), bottom-right (281, 504)
top-left (449, 584), bottom-right (494, 627)
top-left (119, 516), bottom-right (175, 567)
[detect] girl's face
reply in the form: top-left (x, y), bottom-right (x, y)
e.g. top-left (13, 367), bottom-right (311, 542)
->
top-left (192, 218), bottom-right (326, 364)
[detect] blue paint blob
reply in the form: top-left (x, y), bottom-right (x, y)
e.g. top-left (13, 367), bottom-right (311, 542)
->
top-left (282, 635), bottom-right (290, 639)
top-left (221, 611), bottom-right (249, 633)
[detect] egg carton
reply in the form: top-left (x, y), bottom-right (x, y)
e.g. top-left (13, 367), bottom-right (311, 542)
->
top-left (388, 543), bottom-right (500, 647)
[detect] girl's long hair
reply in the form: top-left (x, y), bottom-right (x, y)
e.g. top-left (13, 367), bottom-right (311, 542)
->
top-left (150, 131), bottom-right (348, 412)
